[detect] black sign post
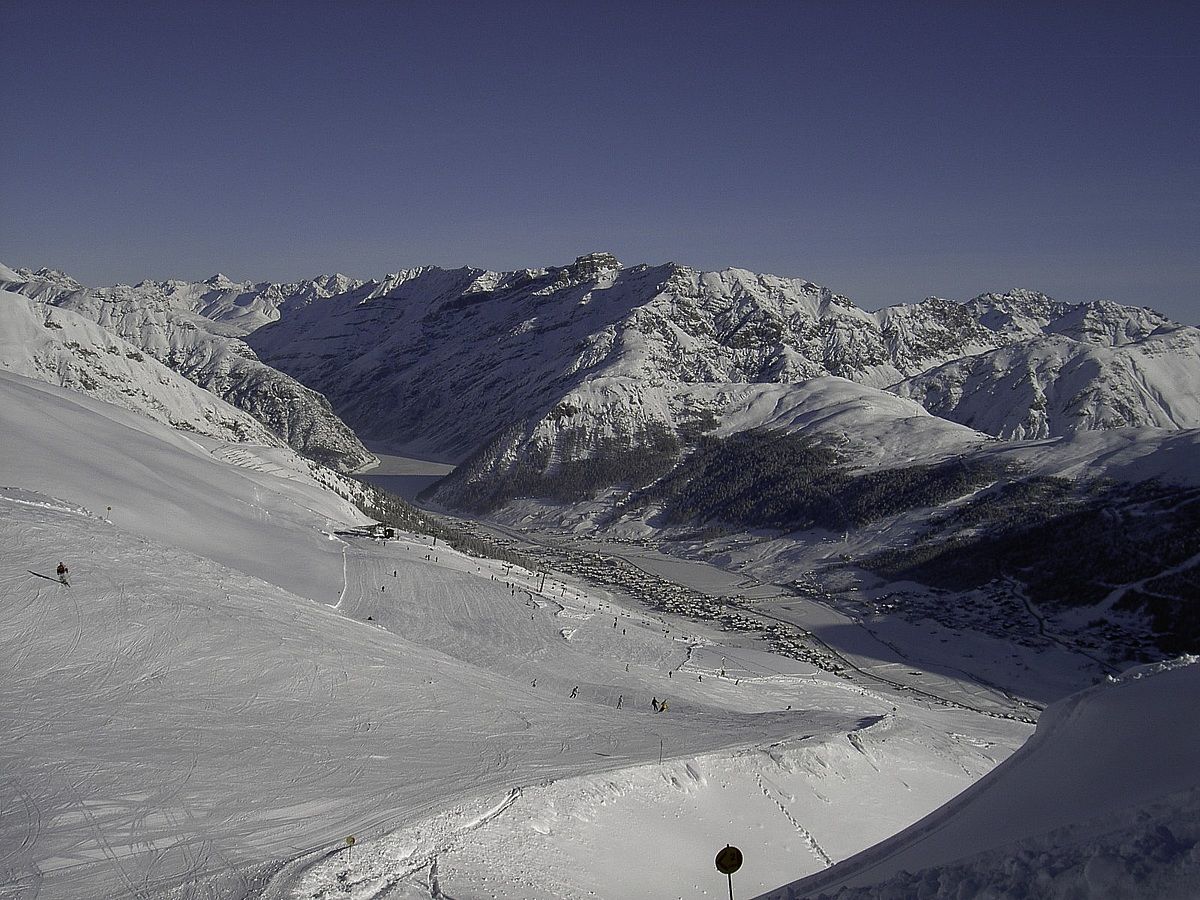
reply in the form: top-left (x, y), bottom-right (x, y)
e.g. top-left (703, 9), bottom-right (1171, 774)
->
top-left (715, 844), bottom-right (743, 900)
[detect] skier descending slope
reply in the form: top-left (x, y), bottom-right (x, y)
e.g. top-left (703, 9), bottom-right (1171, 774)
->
top-left (56, 561), bottom-right (69, 586)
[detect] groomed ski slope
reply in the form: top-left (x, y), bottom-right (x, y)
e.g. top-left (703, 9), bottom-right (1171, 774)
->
top-left (0, 372), bottom-right (359, 604)
top-left (1, 370), bottom-right (1029, 899)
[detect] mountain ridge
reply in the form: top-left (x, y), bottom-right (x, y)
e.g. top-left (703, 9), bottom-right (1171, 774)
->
top-left (7, 253), bottom-right (1195, 483)
top-left (0, 266), bottom-right (376, 471)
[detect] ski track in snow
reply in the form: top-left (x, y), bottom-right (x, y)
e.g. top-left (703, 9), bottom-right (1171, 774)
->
top-left (333, 536), bottom-right (350, 609)
top-left (291, 789), bottom-right (525, 899)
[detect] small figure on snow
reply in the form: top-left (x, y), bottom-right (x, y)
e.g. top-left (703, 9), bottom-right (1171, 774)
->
top-left (616, 694), bottom-right (623, 709)
top-left (570, 685), bottom-right (579, 699)
top-left (56, 562), bottom-right (69, 584)
top-left (652, 696), bottom-right (659, 711)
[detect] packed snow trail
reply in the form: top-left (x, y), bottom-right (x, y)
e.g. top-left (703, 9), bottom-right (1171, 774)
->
top-left (291, 711), bottom-right (1019, 900)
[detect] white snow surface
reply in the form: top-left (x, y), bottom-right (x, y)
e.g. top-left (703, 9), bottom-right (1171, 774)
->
top-left (1, 266), bottom-right (362, 336)
top-left (0, 371), bottom-right (359, 601)
top-left (0, 371), bottom-right (1034, 900)
top-left (688, 378), bottom-right (991, 468)
top-left (760, 657), bottom-right (1200, 899)
top-left (988, 426), bottom-right (1200, 487)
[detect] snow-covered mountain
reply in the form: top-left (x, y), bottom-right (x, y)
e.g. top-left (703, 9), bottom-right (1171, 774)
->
top-left (892, 300), bottom-right (1200, 439)
top-left (0, 266), bottom-right (375, 471)
top-left (142, 270), bottom-right (361, 335)
top-left (7, 257), bottom-right (1196, 662)
top-left (430, 374), bottom-right (996, 513)
top-left (246, 253), bottom-right (1017, 462)
top-left (0, 288), bottom-right (280, 446)
top-left (11, 256), bottom-right (1194, 481)
top-left (241, 255), bottom-right (1197, 489)
top-left (3, 253), bottom-right (1197, 900)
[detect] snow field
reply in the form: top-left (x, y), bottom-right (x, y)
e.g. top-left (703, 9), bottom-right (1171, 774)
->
top-left (765, 658), bottom-right (1200, 898)
top-left (0, 370), bottom-right (1035, 899)
top-left (282, 534), bottom-right (1029, 899)
top-left (0, 493), bottom-right (862, 899)
top-left (0, 372), bottom-right (364, 604)
top-left (0, 488), bottom-right (1031, 900)
top-left (289, 708), bottom-right (1021, 900)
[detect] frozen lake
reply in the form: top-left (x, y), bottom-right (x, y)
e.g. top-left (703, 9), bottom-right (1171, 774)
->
top-left (357, 451), bottom-right (456, 499)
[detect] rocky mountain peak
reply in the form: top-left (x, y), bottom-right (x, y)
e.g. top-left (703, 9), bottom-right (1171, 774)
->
top-left (563, 252), bottom-right (622, 279)
top-left (964, 289), bottom-right (1072, 336)
top-left (25, 267), bottom-right (84, 290)
top-left (532, 253), bottom-right (625, 296)
top-left (1047, 299), bottom-right (1171, 347)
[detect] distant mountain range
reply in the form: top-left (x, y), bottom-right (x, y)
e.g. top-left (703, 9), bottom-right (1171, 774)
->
top-left (4, 254), bottom-right (1197, 656)
top-left (0, 287), bottom-right (282, 446)
top-left (233, 253), bottom-right (1198, 496)
top-left (894, 294), bottom-right (1200, 438)
top-left (5, 253), bottom-right (1197, 476)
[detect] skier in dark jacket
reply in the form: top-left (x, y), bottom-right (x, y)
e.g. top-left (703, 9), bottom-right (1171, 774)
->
top-left (56, 562), bottom-right (69, 584)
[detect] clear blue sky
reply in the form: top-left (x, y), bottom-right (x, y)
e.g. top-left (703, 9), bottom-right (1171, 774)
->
top-left (3, 1), bottom-right (1197, 320)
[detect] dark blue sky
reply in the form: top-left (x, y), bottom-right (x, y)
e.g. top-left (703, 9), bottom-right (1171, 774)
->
top-left (3, 1), bottom-right (1197, 320)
